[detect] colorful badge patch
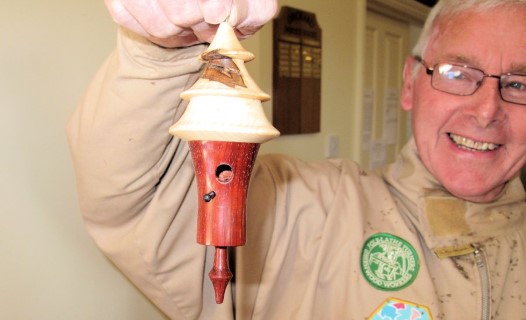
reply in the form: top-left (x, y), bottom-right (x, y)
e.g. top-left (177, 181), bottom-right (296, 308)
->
top-left (361, 233), bottom-right (419, 291)
top-left (368, 297), bottom-right (432, 320)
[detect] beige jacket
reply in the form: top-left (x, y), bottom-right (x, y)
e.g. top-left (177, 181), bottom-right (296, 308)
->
top-left (67, 29), bottom-right (526, 320)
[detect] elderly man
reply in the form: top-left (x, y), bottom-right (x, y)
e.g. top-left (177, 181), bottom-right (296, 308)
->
top-left (68, 0), bottom-right (526, 318)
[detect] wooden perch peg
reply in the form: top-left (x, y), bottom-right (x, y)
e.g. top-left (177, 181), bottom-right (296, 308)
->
top-left (169, 21), bottom-right (279, 304)
top-left (208, 247), bottom-right (232, 303)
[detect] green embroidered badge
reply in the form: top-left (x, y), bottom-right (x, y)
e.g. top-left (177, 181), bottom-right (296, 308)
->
top-left (361, 233), bottom-right (419, 291)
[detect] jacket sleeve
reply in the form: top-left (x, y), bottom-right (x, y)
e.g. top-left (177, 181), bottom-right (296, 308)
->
top-left (66, 28), bottom-right (233, 319)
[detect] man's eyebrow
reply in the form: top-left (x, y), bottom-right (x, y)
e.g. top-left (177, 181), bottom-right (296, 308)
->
top-left (508, 63), bottom-right (526, 74)
top-left (439, 55), bottom-right (526, 74)
top-left (437, 54), bottom-right (473, 66)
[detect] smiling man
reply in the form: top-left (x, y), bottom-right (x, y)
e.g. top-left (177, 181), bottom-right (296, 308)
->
top-left (402, 4), bottom-right (526, 203)
top-left (68, 0), bottom-right (526, 319)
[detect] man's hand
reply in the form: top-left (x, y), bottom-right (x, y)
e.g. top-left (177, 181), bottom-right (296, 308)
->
top-left (104, 0), bottom-right (278, 48)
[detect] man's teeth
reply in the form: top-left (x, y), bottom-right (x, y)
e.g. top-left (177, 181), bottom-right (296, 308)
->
top-left (448, 133), bottom-right (500, 151)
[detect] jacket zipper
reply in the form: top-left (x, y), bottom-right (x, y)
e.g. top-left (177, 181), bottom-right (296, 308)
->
top-left (473, 244), bottom-right (490, 320)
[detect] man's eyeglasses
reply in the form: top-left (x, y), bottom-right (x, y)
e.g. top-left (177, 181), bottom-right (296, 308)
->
top-left (414, 56), bottom-right (526, 105)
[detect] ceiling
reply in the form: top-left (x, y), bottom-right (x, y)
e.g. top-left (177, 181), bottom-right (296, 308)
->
top-left (415, 0), bottom-right (438, 7)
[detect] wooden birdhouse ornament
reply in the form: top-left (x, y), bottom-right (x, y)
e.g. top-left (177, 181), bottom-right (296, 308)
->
top-left (169, 21), bottom-right (279, 304)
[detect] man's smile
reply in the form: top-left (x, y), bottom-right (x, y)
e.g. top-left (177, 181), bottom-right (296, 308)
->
top-left (448, 133), bottom-right (502, 152)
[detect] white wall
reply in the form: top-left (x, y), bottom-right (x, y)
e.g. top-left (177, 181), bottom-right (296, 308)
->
top-left (1, 0), bottom-right (367, 318)
top-left (1, 1), bottom-right (166, 319)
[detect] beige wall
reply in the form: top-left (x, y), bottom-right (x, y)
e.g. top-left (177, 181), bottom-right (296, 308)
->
top-left (2, 1), bottom-right (166, 319)
top-left (1, 0), bottom-right (366, 318)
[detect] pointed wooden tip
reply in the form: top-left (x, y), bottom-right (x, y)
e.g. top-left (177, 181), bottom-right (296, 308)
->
top-left (205, 22), bottom-right (254, 61)
top-left (209, 247), bottom-right (233, 304)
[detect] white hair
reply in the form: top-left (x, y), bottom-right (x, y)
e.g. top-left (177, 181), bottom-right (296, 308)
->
top-left (412, 0), bottom-right (526, 58)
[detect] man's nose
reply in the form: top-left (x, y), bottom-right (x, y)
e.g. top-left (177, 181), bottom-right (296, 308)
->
top-left (463, 76), bottom-right (505, 128)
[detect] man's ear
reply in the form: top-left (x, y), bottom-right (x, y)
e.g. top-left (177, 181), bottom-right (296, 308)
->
top-left (401, 56), bottom-right (415, 112)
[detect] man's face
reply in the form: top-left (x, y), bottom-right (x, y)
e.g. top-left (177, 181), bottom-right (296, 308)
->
top-left (401, 7), bottom-right (526, 202)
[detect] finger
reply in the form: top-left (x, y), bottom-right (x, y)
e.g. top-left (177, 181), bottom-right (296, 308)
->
top-left (227, 0), bottom-right (277, 37)
top-left (191, 21), bottom-right (221, 43)
top-left (234, 24), bottom-right (264, 39)
top-left (104, 0), bottom-right (150, 38)
top-left (237, 0), bottom-right (277, 29)
top-left (198, 0), bottom-right (232, 25)
top-left (105, 0), bottom-right (170, 37)
top-left (159, 0), bottom-right (203, 27)
top-left (121, 0), bottom-right (182, 39)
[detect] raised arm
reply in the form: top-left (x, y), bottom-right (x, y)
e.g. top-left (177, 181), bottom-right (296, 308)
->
top-left (67, 27), bottom-right (209, 318)
top-left (67, 0), bottom-right (277, 318)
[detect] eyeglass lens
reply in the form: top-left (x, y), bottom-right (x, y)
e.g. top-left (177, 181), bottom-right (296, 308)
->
top-left (431, 63), bottom-right (526, 105)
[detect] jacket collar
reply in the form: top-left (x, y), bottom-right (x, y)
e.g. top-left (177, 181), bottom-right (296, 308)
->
top-left (381, 138), bottom-right (526, 257)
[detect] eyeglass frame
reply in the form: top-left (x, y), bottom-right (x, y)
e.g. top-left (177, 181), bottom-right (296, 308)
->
top-left (413, 56), bottom-right (526, 105)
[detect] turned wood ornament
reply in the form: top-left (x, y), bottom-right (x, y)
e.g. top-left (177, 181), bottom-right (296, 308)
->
top-left (169, 22), bottom-right (279, 304)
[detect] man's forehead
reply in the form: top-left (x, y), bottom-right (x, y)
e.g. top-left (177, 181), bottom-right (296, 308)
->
top-left (432, 54), bottom-right (526, 74)
top-left (427, 8), bottom-right (526, 71)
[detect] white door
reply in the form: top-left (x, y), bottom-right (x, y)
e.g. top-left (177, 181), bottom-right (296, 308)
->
top-left (361, 10), bottom-right (411, 169)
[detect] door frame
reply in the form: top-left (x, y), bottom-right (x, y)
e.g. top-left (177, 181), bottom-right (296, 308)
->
top-left (367, 0), bottom-right (430, 24)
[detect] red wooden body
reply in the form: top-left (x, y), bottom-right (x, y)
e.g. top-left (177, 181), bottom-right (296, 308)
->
top-left (189, 140), bottom-right (260, 247)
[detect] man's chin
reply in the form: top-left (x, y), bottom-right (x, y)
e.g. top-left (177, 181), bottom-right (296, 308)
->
top-left (444, 183), bottom-right (504, 203)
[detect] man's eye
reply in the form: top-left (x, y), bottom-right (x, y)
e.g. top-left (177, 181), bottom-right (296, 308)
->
top-left (437, 64), bottom-right (460, 79)
top-left (443, 70), bottom-right (464, 80)
top-left (505, 81), bottom-right (526, 91)
top-left (442, 69), bottom-right (477, 83)
top-left (437, 64), bottom-right (475, 81)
